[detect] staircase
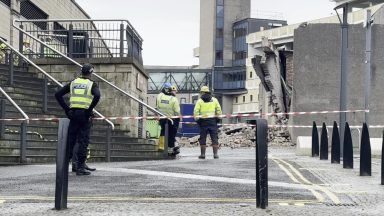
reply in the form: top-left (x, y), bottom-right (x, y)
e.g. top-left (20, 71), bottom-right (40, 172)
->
top-left (0, 64), bottom-right (164, 165)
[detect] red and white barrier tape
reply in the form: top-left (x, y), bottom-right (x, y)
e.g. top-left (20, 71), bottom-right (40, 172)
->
top-left (0, 109), bottom-right (369, 122)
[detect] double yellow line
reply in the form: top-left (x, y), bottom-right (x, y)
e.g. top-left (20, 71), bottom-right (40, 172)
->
top-left (271, 156), bottom-right (341, 204)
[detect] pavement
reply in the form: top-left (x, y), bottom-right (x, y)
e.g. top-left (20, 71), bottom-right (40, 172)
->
top-left (0, 147), bottom-right (383, 215)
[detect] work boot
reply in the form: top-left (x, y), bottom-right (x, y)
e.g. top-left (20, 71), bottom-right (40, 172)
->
top-left (173, 146), bottom-right (180, 155)
top-left (198, 145), bottom-right (206, 159)
top-left (71, 162), bottom-right (77, 172)
top-left (76, 164), bottom-right (91, 176)
top-left (84, 163), bottom-right (96, 171)
top-left (213, 145), bottom-right (219, 159)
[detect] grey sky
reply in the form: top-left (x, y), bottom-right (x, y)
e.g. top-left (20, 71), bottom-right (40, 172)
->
top-left (76, 0), bottom-right (336, 66)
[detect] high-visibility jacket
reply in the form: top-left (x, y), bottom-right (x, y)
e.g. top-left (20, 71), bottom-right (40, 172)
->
top-left (194, 97), bottom-right (222, 120)
top-left (70, 78), bottom-right (94, 109)
top-left (156, 92), bottom-right (180, 117)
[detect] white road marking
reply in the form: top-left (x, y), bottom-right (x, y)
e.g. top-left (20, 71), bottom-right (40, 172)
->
top-left (99, 168), bottom-right (305, 189)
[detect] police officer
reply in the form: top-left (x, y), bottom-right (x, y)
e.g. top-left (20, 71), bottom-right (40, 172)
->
top-left (156, 83), bottom-right (181, 155)
top-left (194, 86), bottom-right (222, 159)
top-left (55, 64), bottom-right (100, 175)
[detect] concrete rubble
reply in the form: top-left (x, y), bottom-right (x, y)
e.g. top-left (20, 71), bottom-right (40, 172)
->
top-left (177, 124), bottom-right (292, 148)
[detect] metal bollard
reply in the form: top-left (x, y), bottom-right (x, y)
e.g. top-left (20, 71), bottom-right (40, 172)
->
top-left (255, 119), bottom-right (268, 209)
top-left (106, 125), bottom-right (111, 162)
top-left (20, 121), bottom-right (27, 164)
top-left (359, 123), bottom-right (371, 176)
top-left (381, 130), bottom-right (384, 185)
top-left (312, 122), bottom-right (319, 157)
top-left (343, 122), bottom-right (353, 169)
top-left (55, 118), bottom-right (70, 210)
top-left (331, 121), bottom-right (340, 164)
top-left (164, 121), bottom-right (169, 158)
top-left (320, 123), bottom-right (328, 160)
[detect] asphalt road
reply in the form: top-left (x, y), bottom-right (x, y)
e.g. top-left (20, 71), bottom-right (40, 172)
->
top-left (0, 147), bottom-right (383, 215)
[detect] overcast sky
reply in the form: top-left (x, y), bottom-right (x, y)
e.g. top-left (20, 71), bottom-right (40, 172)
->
top-left (76, 0), bottom-right (336, 66)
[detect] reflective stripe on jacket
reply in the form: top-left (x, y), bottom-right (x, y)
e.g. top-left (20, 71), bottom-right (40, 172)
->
top-left (193, 97), bottom-right (222, 120)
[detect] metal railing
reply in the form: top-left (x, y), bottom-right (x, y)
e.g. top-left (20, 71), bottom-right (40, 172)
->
top-left (12, 19), bottom-right (171, 124)
top-left (0, 37), bottom-right (115, 130)
top-left (0, 85), bottom-right (29, 164)
top-left (14, 19), bottom-right (143, 62)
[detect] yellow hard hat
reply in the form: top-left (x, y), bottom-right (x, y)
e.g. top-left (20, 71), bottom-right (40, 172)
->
top-left (171, 85), bottom-right (177, 91)
top-left (23, 40), bottom-right (30, 44)
top-left (200, 86), bottom-right (210, 93)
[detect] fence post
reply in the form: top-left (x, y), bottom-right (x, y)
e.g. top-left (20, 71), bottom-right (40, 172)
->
top-left (42, 76), bottom-right (48, 113)
top-left (20, 121), bottom-right (27, 164)
top-left (106, 125), bottom-right (111, 162)
top-left (0, 99), bottom-right (5, 138)
top-left (360, 123), bottom-right (371, 176)
top-left (312, 122), bottom-right (319, 157)
top-left (320, 122), bottom-right (328, 160)
top-left (381, 130), bottom-right (384, 185)
top-left (255, 119), bottom-right (268, 209)
top-left (120, 23), bottom-right (125, 57)
top-left (55, 118), bottom-right (70, 210)
top-left (331, 121), bottom-right (340, 164)
top-left (8, 50), bottom-right (14, 86)
top-left (164, 121), bottom-right (169, 158)
top-left (343, 122), bottom-right (353, 169)
top-left (68, 24), bottom-right (74, 58)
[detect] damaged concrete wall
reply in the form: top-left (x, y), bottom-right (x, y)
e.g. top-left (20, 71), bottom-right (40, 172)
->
top-left (291, 23), bottom-right (384, 144)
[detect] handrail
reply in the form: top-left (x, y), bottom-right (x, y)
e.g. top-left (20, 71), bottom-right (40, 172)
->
top-left (0, 86), bottom-right (29, 122)
top-left (0, 37), bottom-right (114, 129)
top-left (13, 19), bottom-right (172, 124)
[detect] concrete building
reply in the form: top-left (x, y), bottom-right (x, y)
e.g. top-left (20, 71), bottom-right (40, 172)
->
top-left (195, 0), bottom-right (287, 121)
top-left (248, 3), bottom-right (384, 143)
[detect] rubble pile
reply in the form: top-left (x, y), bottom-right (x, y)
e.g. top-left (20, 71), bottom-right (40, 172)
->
top-left (177, 124), bottom-right (294, 148)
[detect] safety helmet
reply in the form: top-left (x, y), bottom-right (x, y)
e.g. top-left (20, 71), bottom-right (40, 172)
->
top-left (163, 82), bottom-right (172, 89)
top-left (171, 85), bottom-right (177, 92)
top-left (23, 40), bottom-right (30, 45)
top-left (81, 64), bottom-right (94, 75)
top-left (200, 86), bottom-right (210, 93)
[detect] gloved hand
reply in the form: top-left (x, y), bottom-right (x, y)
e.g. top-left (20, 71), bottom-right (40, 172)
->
top-left (196, 119), bottom-right (202, 126)
top-left (85, 109), bottom-right (95, 118)
top-left (65, 109), bottom-right (74, 119)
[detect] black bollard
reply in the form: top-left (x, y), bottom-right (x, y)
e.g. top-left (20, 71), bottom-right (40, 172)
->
top-left (331, 121), bottom-right (340, 164)
top-left (55, 118), bottom-right (70, 210)
top-left (255, 119), bottom-right (268, 209)
top-left (312, 122), bottom-right (319, 157)
top-left (320, 123), bottom-right (328, 160)
top-left (381, 131), bottom-right (384, 185)
top-left (360, 123), bottom-right (371, 176)
top-left (343, 122), bottom-right (353, 169)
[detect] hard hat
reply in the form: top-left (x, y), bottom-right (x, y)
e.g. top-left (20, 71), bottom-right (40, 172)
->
top-left (171, 85), bottom-right (177, 91)
top-left (81, 64), bottom-right (94, 75)
top-left (200, 86), bottom-right (210, 93)
top-left (23, 40), bottom-right (30, 44)
top-left (163, 83), bottom-right (172, 89)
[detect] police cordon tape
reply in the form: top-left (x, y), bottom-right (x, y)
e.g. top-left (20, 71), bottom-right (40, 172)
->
top-left (180, 122), bottom-right (383, 129)
top-left (0, 109), bottom-right (370, 122)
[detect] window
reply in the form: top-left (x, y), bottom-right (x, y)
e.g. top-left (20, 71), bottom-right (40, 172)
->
top-left (216, 29), bottom-right (224, 38)
top-left (0, 0), bottom-right (10, 7)
top-left (215, 51), bottom-right (223, 60)
top-left (250, 95), bottom-right (253, 102)
top-left (20, 0), bottom-right (48, 29)
top-left (235, 97), bottom-right (238, 103)
top-left (243, 96), bottom-right (245, 103)
top-left (250, 71), bottom-right (253, 78)
top-left (217, 0), bottom-right (224, 6)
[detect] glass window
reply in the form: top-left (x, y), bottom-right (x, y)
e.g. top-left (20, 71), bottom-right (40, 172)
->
top-left (215, 51), bottom-right (223, 60)
top-left (236, 97), bottom-right (238, 103)
top-left (216, 17), bottom-right (224, 28)
top-left (243, 96), bottom-right (245, 103)
top-left (217, 0), bottom-right (224, 6)
top-left (250, 95), bottom-right (253, 102)
top-left (217, 6), bottom-right (224, 17)
top-left (250, 71), bottom-right (253, 78)
top-left (216, 29), bottom-right (223, 38)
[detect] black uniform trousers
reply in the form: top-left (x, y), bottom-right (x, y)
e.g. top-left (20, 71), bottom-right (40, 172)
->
top-left (67, 109), bottom-right (91, 169)
top-left (159, 118), bottom-right (180, 149)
